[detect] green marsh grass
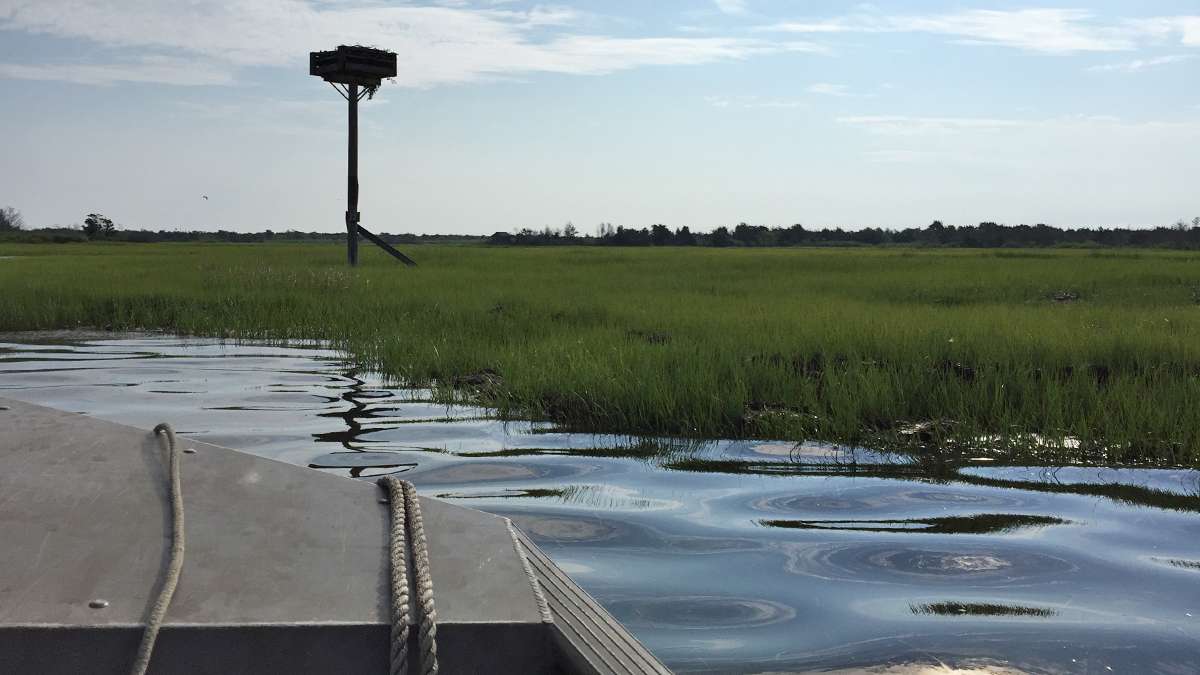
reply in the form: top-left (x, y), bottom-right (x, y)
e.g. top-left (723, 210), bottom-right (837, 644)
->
top-left (3, 242), bottom-right (1200, 464)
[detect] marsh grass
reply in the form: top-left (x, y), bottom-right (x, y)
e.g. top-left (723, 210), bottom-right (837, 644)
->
top-left (3, 242), bottom-right (1200, 464)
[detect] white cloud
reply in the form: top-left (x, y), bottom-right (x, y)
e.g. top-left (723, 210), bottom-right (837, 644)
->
top-left (0, 57), bottom-right (234, 86)
top-left (1088, 54), bottom-right (1194, 73)
top-left (1127, 16), bottom-right (1200, 47)
top-left (764, 20), bottom-right (859, 35)
top-left (0, 0), bottom-right (815, 87)
top-left (807, 83), bottom-right (854, 97)
top-left (714, 0), bottom-right (748, 16)
top-left (706, 94), bottom-right (805, 109)
top-left (836, 114), bottom-right (1194, 138)
top-left (861, 149), bottom-right (941, 164)
top-left (531, 35), bottom-right (815, 76)
top-left (763, 9), bottom-right (1200, 54)
top-left (838, 115), bottom-right (1026, 136)
top-left (895, 9), bottom-right (1133, 53)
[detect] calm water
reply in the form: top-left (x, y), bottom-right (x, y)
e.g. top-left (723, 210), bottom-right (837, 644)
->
top-left (2, 335), bottom-right (1199, 674)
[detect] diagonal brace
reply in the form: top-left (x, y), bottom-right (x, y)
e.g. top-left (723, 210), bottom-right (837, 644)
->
top-left (356, 224), bottom-right (418, 267)
top-left (328, 81), bottom-right (350, 101)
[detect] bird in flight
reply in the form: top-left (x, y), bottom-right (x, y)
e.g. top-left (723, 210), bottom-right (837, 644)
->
top-left (202, 195), bottom-right (209, 200)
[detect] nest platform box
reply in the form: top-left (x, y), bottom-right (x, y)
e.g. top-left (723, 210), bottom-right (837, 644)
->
top-left (309, 45), bottom-right (397, 87)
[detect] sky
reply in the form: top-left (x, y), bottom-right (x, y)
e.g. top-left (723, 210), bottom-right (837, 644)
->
top-left (1, 1), bottom-right (1198, 235)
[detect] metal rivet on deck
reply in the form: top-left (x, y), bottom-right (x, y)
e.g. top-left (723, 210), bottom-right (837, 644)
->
top-left (183, 448), bottom-right (197, 454)
top-left (88, 599), bottom-right (109, 609)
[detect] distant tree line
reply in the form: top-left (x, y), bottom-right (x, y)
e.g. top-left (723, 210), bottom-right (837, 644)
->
top-left (489, 218), bottom-right (1200, 249)
top-left (0, 209), bottom-right (483, 245)
top-left (5, 205), bottom-right (1200, 249)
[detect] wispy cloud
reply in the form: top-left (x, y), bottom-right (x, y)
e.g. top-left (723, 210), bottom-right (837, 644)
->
top-left (0, 0), bottom-right (816, 87)
top-left (861, 149), bottom-right (943, 164)
top-left (1088, 54), bottom-right (1195, 73)
top-left (0, 57), bottom-right (235, 86)
top-left (706, 94), bottom-right (805, 109)
top-left (838, 115), bottom-right (1026, 136)
top-left (893, 9), bottom-right (1134, 53)
top-left (713, 0), bottom-right (748, 16)
top-left (1127, 16), bottom-right (1200, 47)
top-left (836, 114), bottom-right (1194, 137)
top-left (806, 82), bottom-right (864, 96)
top-left (763, 9), bottom-right (1200, 54)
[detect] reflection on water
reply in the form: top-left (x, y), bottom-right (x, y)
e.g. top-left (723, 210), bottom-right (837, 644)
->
top-left (606, 595), bottom-right (797, 630)
top-left (307, 450), bottom-right (417, 477)
top-left (1159, 558), bottom-right (1200, 571)
top-left (775, 540), bottom-right (1078, 587)
top-left (909, 602), bottom-right (1057, 618)
top-left (759, 514), bottom-right (1068, 535)
top-left (2, 335), bottom-right (1200, 674)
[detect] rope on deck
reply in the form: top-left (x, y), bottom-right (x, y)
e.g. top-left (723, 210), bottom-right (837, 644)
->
top-left (127, 426), bottom-right (438, 675)
top-left (505, 518), bottom-right (553, 624)
top-left (130, 423), bottom-right (186, 675)
top-left (378, 476), bottom-right (440, 675)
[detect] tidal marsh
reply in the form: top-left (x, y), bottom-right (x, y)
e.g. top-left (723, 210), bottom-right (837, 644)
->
top-left (3, 242), bottom-right (1200, 464)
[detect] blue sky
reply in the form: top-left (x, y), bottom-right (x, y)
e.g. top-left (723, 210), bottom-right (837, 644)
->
top-left (1, 1), bottom-right (1198, 234)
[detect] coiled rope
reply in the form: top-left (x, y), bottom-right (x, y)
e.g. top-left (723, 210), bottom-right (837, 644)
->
top-left (130, 423), bottom-right (186, 675)
top-left (377, 476), bottom-right (439, 675)
top-left (128, 427), bottom-right (438, 675)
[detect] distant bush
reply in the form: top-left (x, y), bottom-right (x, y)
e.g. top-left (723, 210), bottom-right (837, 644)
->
top-left (82, 213), bottom-right (116, 239)
top-left (0, 206), bottom-right (24, 232)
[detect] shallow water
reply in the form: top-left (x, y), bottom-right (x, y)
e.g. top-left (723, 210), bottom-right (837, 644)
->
top-left (2, 335), bottom-right (1199, 674)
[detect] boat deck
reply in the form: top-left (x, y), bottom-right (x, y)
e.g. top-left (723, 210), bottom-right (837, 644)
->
top-left (0, 397), bottom-right (669, 674)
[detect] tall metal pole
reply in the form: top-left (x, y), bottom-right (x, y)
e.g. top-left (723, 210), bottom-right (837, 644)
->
top-left (346, 83), bottom-right (359, 266)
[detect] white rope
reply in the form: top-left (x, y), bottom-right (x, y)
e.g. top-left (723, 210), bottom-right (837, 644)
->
top-left (505, 518), bottom-right (553, 624)
top-left (378, 477), bottom-right (439, 675)
top-left (380, 476), bottom-right (411, 675)
top-left (130, 423), bottom-right (186, 675)
top-left (126, 427), bottom-right (438, 675)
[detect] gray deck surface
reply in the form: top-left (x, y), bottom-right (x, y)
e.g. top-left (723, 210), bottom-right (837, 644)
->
top-left (0, 397), bottom-right (670, 674)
